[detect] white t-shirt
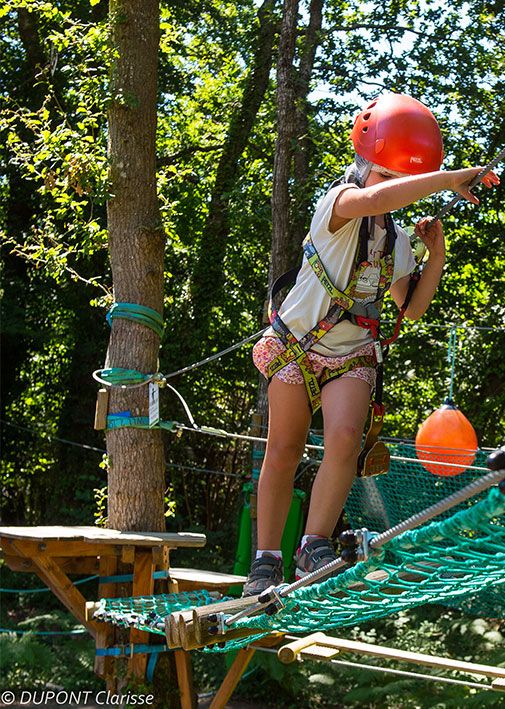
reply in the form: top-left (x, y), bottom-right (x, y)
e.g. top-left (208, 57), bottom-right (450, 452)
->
top-left (266, 183), bottom-right (416, 356)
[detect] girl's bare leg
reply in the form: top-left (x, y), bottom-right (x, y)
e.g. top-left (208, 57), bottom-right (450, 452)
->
top-left (304, 376), bottom-right (371, 537)
top-left (257, 377), bottom-right (312, 549)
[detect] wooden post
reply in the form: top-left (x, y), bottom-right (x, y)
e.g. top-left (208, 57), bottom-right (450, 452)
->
top-left (8, 539), bottom-right (98, 636)
top-left (94, 555), bottom-right (118, 688)
top-left (209, 647), bottom-right (256, 709)
top-left (129, 549), bottom-right (155, 678)
top-left (167, 577), bottom-right (196, 709)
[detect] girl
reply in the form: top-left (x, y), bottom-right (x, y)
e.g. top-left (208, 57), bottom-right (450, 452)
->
top-left (243, 93), bottom-right (499, 596)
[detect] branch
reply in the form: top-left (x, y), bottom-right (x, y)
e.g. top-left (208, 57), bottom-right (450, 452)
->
top-left (325, 23), bottom-right (428, 38)
top-left (157, 143), bottom-right (224, 167)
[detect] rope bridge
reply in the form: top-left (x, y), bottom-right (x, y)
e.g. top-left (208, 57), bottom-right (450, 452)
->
top-left (90, 483), bottom-right (505, 651)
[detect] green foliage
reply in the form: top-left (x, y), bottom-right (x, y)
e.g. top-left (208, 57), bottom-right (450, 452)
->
top-left (0, 633), bottom-right (100, 691)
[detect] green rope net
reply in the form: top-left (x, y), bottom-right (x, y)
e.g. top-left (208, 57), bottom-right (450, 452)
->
top-left (91, 485), bottom-right (504, 654)
top-left (93, 590), bottom-right (225, 636)
top-left (342, 442), bottom-right (490, 530)
top-left (340, 442), bottom-right (503, 618)
top-left (216, 485), bottom-right (505, 651)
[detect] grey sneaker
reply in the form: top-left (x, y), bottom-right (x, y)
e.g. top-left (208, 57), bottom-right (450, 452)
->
top-left (295, 536), bottom-right (338, 580)
top-left (242, 553), bottom-right (284, 597)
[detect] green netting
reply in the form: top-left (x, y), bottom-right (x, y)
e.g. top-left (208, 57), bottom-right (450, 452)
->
top-left (214, 485), bottom-right (505, 652)
top-left (310, 439), bottom-right (502, 618)
top-left (342, 442), bottom-right (490, 530)
top-left (93, 589), bottom-right (227, 635)
top-left (92, 486), bottom-right (505, 654)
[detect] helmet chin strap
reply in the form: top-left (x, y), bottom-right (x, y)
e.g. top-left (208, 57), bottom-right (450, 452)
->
top-left (344, 154), bottom-right (374, 187)
top-left (370, 163), bottom-right (410, 179)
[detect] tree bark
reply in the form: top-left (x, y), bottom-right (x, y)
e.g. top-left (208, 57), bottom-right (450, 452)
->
top-left (269, 0), bottom-right (299, 285)
top-left (291, 0), bottom-right (324, 252)
top-left (254, 1), bottom-right (322, 476)
top-left (189, 0), bottom-right (277, 353)
top-left (105, 0), bottom-right (165, 532)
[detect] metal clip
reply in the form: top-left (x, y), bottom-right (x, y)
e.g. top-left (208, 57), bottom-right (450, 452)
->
top-left (206, 611), bottom-right (227, 636)
top-left (373, 340), bottom-right (383, 364)
top-left (258, 583), bottom-right (288, 616)
top-left (355, 528), bottom-right (377, 562)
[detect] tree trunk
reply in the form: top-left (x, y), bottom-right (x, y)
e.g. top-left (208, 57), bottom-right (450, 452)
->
top-left (189, 0), bottom-right (277, 353)
top-left (292, 0), bottom-right (324, 252)
top-left (106, 0), bottom-right (165, 532)
top-left (251, 0), bottom-right (300, 550)
top-left (254, 0), bottom-right (322, 483)
top-left (270, 0), bottom-right (299, 285)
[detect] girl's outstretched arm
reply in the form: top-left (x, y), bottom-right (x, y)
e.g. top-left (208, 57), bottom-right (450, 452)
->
top-left (332, 167), bottom-right (499, 222)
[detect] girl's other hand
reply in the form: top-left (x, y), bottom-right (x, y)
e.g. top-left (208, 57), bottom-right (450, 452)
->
top-left (415, 217), bottom-right (445, 260)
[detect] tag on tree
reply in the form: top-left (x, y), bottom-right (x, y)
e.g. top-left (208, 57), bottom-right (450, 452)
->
top-left (149, 382), bottom-right (160, 428)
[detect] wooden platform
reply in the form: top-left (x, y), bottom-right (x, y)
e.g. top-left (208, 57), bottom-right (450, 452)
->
top-left (0, 525), bottom-right (207, 546)
top-left (0, 524), bottom-right (249, 707)
top-left (0, 523), bottom-right (210, 703)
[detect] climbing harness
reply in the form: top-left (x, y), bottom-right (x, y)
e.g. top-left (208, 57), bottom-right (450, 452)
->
top-left (268, 215), bottom-right (396, 412)
top-left (267, 212), bottom-right (422, 477)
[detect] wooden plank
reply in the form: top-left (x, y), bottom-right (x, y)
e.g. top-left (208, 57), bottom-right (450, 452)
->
top-left (129, 549), bottom-right (155, 679)
top-left (210, 647), bottom-right (256, 709)
top-left (278, 632), bottom-right (328, 663)
top-left (280, 634), bottom-right (505, 679)
top-left (7, 540), bottom-right (99, 637)
top-left (152, 545), bottom-right (169, 569)
top-left (0, 526), bottom-right (206, 547)
top-left (2, 554), bottom-right (100, 575)
top-left (174, 650), bottom-right (196, 709)
top-left (94, 388), bottom-right (109, 430)
top-left (165, 594), bottom-right (269, 651)
top-left (121, 545), bottom-right (136, 564)
top-left (301, 646), bottom-right (340, 660)
top-left (94, 556), bottom-right (118, 683)
top-left (491, 678), bottom-right (505, 692)
top-left (0, 537), bottom-right (120, 558)
top-left (168, 567), bottom-right (246, 592)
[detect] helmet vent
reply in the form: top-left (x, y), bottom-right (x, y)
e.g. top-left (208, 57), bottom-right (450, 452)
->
top-left (367, 101), bottom-right (377, 109)
top-left (363, 112), bottom-right (371, 121)
top-left (362, 126), bottom-right (368, 133)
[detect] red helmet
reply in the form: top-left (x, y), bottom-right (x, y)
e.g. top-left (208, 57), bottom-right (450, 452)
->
top-left (350, 94), bottom-right (444, 174)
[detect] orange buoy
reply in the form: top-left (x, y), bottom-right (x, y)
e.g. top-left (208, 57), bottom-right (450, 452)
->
top-left (415, 398), bottom-right (478, 476)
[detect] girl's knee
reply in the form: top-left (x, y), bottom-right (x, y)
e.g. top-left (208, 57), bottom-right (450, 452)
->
top-left (263, 441), bottom-right (304, 474)
top-left (324, 423), bottom-right (362, 459)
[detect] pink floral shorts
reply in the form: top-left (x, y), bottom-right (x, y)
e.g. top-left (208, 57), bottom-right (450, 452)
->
top-left (252, 336), bottom-right (376, 388)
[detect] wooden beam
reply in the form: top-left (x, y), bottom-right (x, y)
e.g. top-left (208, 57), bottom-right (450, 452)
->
top-left (94, 556), bottom-right (118, 686)
top-left (279, 633), bottom-right (505, 679)
top-left (209, 647), bottom-right (256, 709)
top-left (7, 540), bottom-right (98, 637)
top-left (2, 554), bottom-right (100, 575)
top-left (0, 537), bottom-right (120, 558)
top-left (278, 632), bottom-right (329, 663)
top-left (129, 549), bottom-right (155, 679)
top-left (174, 650), bottom-right (196, 709)
top-left (492, 678), bottom-right (505, 692)
top-left (0, 526), bottom-right (207, 547)
top-left (209, 635), bottom-right (282, 709)
top-left (167, 576), bottom-right (196, 708)
top-left (168, 567), bottom-right (245, 593)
